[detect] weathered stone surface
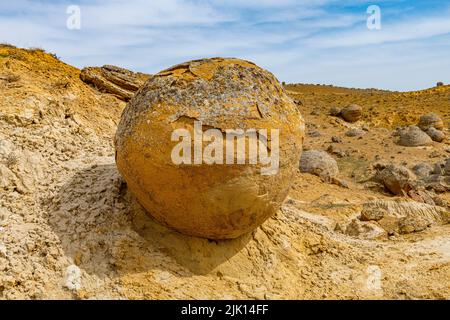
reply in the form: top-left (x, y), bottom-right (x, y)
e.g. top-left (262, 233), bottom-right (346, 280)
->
top-left (340, 104), bottom-right (362, 123)
top-left (397, 126), bottom-right (433, 147)
top-left (362, 199), bottom-right (449, 223)
top-left (300, 150), bottom-right (339, 182)
top-left (398, 215), bottom-right (431, 234)
top-left (345, 128), bottom-right (366, 137)
top-left (407, 189), bottom-right (435, 205)
top-left (308, 130), bottom-right (321, 137)
top-left (327, 144), bottom-right (348, 158)
top-left (376, 164), bottom-right (416, 195)
top-left (331, 136), bottom-right (342, 143)
top-left (80, 65), bottom-right (150, 101)
top-left (422, 174), bottom-right (450, 193)
top-left (412, 163), bottom-right (434, 178)
top-left (360, 207), bottom-right (386, 221)
top-left (418, 113), bottom-right (444, 131)
top-left (433, 160), bottom-right (446, 175)
top-left (426, 127), bottom-right (445, 142)
top-left (115, 58), bottom-right (304, 239)
top-left (360, 199), bottom-right (449, 235)
top-left (344, 219), bottom-right (386, 239)
top-left (329, 106), bottom-right (341, 116)
top-left (434, 196), bottom-right (450, 209)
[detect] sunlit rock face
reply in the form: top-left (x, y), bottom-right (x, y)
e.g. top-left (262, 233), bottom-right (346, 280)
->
top-left (115, 58), bottom-right (304, 239)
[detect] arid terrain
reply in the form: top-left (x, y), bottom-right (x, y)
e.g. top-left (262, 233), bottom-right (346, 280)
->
top-left (0, 45), bottom-right (449, 299)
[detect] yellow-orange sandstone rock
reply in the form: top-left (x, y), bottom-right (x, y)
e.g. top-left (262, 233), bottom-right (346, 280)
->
top-left (115, 58), bottom-right (304, 239)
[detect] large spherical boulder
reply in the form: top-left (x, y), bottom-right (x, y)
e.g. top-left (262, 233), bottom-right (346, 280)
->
top-left (115, 58), bottom-right (304, 239)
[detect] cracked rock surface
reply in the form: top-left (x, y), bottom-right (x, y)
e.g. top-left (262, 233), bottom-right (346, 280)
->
top-left (80, 65), bottom-right (150, 101)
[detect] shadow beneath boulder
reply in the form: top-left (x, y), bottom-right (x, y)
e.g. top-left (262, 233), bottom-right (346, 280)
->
top-left (44, 162), bottom-right (251, 278)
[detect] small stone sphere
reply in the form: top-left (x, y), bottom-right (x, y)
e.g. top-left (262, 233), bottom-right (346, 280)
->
top-left (398, 126), bottom-right (432, 147)
top-left (426, 127), bottom-right (445, 142)
top-left (115, 58), bottom-right (304, 239)
top-left (418, 113), bottom-right (444, 131)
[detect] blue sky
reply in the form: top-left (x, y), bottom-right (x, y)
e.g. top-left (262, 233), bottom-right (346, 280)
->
top-left (1, 0), bottom-right (449, 91)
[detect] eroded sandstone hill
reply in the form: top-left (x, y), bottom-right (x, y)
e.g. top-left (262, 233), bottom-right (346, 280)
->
top-left (0, 45), bottom-right (449, 299)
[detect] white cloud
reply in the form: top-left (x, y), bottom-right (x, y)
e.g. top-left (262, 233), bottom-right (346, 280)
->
top-left (307, 15), bottom-right (450, 48)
